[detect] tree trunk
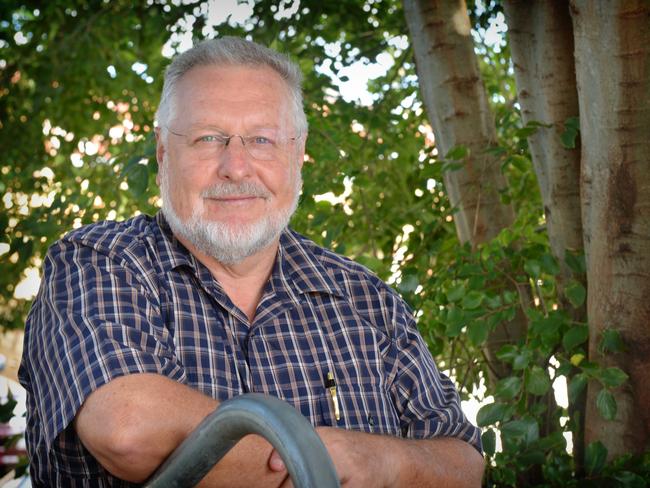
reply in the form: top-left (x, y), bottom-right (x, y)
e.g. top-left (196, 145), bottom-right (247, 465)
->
top-left (503, 0), bottom-right (588, 468)
top-left (571, 0), bottom-right (650, 459)
top-left (502, 0), bottom-right (583, 282)
top-left (403, 0), bottom-right (515, 247)
top-left (403, 0), bottom-right (525, 385)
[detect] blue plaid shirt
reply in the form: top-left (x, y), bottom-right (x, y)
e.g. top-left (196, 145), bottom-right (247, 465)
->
top-left (19, 213), bottom-right (481, 487)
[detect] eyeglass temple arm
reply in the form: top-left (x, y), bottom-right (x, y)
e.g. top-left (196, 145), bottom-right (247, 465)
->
top-left (142, 393), bottom-right (340, 488)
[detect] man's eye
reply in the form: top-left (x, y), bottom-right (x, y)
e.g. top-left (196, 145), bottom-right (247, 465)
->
top-left (197, 135), bottom-right (224, 143)
top-left (251, 136), bottom-right (273, 145)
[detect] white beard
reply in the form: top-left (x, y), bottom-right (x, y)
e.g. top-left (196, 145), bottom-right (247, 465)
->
top-left (160, 167), bottom-right (302, 265)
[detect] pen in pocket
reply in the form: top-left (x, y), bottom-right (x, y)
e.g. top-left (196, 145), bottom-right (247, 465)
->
top-left (325, 371), bottom-right (340, 421)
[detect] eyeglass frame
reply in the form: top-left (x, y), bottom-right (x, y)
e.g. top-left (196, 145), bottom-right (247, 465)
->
top-left (162, 126), bottom-right (303, 162)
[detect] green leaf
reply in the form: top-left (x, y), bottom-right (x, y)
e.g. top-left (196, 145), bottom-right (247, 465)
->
top-left (481, 428), bottom-right (496, 456)
top-left (445, 145), bottom-right (470, 161)
top-left (441, 161), bottom-right (464, 172)
top-left (565, 116), bottom-right (580, 131)
top-left (398, 274), bottom-right (419, 293)
top-left (585, 440), bottom-right (608, 476)
top-left (540, 253), bottom-right (560, 275)
top-left (564, 280), bottom-right (586, 308)
top-left (523, 259), bottom-right (541, 278)
top-left (484, 294), bottom-right (502, 309)
top-left (501, 418), bottom-right (539, 448)
top-left (446, 283), bottom-right (465, 303)
top-left (517, 449), bottom-right (545, 467)
top-left (0, 390), bottom-right (17, 423)
top-left (496, 345), bottom-right (518, 363)
top-left (560, 128), bottom-right (577, 149)
top-left (568, 373), bottom-right (588, 403)
top-left (476, 402), bottom-right (511, 427)
top-left (535, 431), bottom-right (567, 451)
top-left (599, 329), bottom-right (625, 354)
top-left (560, 116), bottom-right (580, 149)
top-left (565, 250), bottom-right (586, 274)
top-left (495, 376), bottom-right (522, 400)
top-left (613, 471), bottom-right (647, 487)
top-left (526, 366), bottom-right (551, 396)
top-left (599, 367), bottom-right (628, 388)
top-left (124, 162), bottom-right (149, 197)
top-left (461, 290), bottom-right (484, 310)
top-left (445, 306), bottom-right (466, 337)
top-left (467, 320), bottom-right (488, 346)
top-left (562, 325), bottom-right (589, 351)
top-left (513, 350), bottom-right (533, 370)
top-left (596, 389), bottom-right (617, 420)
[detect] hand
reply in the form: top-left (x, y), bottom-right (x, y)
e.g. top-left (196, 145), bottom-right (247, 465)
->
top-left (269, 427), bottom-right (398, 488)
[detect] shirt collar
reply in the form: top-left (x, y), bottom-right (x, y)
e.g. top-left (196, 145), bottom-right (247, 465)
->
top-left (275, 229), bottom-right (347, 299)
top-left (154, 211), bottom-right (203, 274)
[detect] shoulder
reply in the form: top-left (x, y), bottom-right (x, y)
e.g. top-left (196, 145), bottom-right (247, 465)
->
top-left (286, 229), bottom-right (388, 288)
top-left (60, 214), bottom-right (158, 257)
top-left (285, 229), bottom-right (413, 332)
top-left (44, 214), bottom-right (166, 287)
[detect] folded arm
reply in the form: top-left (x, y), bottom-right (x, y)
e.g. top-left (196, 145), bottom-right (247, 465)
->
top-left (74, 373), bottom-right (288, 487)
top-left (273, 427), bottom-right (484, 487)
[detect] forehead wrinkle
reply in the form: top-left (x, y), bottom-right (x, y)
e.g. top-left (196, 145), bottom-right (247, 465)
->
top-left (171, 66), bottom-right (296, 133)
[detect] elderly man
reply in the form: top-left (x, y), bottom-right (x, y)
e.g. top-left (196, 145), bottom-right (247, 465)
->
top-left (19, 37), bottom-right (484, 487)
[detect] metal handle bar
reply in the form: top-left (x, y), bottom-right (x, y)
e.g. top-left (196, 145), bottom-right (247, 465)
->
top-left (143, 393), bottom-right (340, 488)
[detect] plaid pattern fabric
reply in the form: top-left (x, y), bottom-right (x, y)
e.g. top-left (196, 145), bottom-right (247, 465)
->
top-left (19, 213), bottom-right (481, 487)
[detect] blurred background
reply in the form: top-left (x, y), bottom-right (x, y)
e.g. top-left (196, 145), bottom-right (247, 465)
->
top-left (1, 0), bottom-right (649, 486)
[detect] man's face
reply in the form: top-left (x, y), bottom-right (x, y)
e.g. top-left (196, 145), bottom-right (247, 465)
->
top-left (156, 64), bottom-right (305, 264)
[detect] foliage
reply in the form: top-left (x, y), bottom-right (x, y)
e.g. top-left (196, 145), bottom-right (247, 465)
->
top-left (1, 0), bottom-right (647, 486)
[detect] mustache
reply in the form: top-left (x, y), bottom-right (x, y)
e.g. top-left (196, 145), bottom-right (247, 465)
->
top-left (200, 182), bottom-right (271, 199)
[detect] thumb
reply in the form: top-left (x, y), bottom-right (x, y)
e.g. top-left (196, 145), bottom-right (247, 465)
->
top-left (268, 449), bottom-right (286, 472)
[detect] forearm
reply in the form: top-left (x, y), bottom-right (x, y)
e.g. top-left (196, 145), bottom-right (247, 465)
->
top-left (75, 373), bottom-right (286, 486)
top-left (307, 427), bottom-right (484, 487)
top-left (391, 436), bottom-right (484, 487)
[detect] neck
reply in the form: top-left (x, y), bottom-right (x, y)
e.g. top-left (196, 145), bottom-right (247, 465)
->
top-left (175, 233), bottom-right (280, 322)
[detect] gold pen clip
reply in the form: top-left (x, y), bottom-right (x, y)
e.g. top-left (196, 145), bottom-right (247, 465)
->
top-left (326, 371), bottom-right (340, 421)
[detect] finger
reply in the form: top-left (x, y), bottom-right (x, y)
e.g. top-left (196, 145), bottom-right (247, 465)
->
top-left (268, 449), bottom-right (286, 472)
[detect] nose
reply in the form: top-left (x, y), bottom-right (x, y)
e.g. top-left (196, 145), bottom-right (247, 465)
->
top-left (217, 135), bottom-right (252, 181)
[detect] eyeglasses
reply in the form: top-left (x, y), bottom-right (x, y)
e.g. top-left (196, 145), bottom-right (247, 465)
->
top-left (165, 127), bottom-right (301, 161)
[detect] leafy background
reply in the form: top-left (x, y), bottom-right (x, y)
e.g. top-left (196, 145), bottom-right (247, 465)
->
top-left (1, 0), bottom-right (648, 485)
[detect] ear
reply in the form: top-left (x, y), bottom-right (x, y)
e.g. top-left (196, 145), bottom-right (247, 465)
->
top-left (155, 127), bottom-right (165, 186)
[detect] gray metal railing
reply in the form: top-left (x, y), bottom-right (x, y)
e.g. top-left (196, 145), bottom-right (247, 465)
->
top-left (143, 393), bottom-right (340, 488)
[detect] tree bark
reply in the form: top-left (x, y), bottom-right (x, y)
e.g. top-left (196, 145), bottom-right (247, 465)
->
top-left (571, 0), bottom-right (650, 458)
top-left (403, 0), bottom-right (515, 246)
top-left (403, 0), bottom-right (525, 386)
top-left (503, 0), bottom-right (587, 468)
top-left (502, 0), bottom-right (583, 280)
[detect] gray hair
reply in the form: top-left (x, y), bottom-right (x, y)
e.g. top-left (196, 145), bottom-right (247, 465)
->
top-left (156, 36), bottom-right (308, 135)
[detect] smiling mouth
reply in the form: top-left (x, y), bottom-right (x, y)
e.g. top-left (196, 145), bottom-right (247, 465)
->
top-left (206, 195), bottom-right (264, 204)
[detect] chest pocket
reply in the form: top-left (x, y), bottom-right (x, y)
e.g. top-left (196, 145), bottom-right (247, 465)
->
top-left (245, 304), bottom-right (402, 436)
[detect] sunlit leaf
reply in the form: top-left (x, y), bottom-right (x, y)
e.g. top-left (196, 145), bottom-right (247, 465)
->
top-left (476, 402), bottom-right (512, 427)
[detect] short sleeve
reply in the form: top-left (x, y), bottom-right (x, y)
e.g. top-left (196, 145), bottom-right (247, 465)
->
top-left (21, 238), bottom-right (186, 473)
top-left (387, 293), bottom-right (483, 453)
